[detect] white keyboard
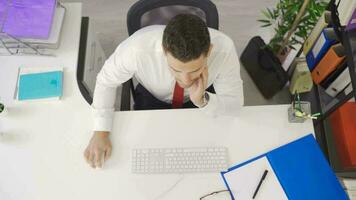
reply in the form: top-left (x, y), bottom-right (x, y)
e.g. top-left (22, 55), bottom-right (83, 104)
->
top-left (131, 147), bottom-right (229, 174)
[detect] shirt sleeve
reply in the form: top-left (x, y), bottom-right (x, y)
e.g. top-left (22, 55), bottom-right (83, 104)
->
top-left (92, 42), bottom-right (137, 132)
top-left (200, 41), bottom-right (244, 117)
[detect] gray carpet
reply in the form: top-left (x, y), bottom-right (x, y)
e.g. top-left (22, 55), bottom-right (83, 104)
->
top-left (62, 0), bottom-right (291, 106)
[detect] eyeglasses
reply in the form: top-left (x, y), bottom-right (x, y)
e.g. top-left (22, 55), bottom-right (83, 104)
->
top-left (199, 189), bottom-right (232, 200)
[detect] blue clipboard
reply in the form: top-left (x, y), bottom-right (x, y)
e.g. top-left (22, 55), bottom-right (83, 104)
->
top-left (221, 134), bottom-right (349, 200)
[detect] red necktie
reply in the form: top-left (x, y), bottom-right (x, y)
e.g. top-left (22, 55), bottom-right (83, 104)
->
top-left (172, 82), bottom-right (184, 108)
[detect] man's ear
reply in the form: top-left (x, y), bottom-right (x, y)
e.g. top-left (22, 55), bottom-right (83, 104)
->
top-left (207, 44), bottom-right (213, 57)
top-left (162, 45), bottom-right (167, 55)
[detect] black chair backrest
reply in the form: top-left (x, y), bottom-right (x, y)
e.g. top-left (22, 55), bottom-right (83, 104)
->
top-left (127, 0), bottom-right (219, 36)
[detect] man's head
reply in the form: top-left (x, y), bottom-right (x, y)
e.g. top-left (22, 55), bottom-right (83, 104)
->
top-left (162, 14), bottom-right (212, 88)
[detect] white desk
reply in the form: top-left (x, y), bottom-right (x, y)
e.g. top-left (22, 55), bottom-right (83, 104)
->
top-left (0, 3), bottom-right (314, 200)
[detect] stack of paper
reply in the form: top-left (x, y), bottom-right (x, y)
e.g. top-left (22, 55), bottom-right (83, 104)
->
top-left (0, 0), bottom-right (66, 50)
top-left (4, 5), bottom-right (66, 49)
top-left (2, 0), bottom-right (57, 39)
top-left (16, 67), bottom-right (63, 101)
top-left (340, 178), bottom-right (356, 199)
top-left (0, 0), bottom-right (8, 29)
top-left (223, 157), bottom-right (288, 200)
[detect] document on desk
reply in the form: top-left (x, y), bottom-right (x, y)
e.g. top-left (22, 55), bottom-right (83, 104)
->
top-left (223, 156), bottom-right (288, 200)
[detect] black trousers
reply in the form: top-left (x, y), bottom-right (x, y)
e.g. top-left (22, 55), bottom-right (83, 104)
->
top-left (133, 84), bottom-right (198, 110)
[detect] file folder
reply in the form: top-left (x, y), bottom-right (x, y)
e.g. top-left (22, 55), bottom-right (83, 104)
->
top-left (306, 28), bottom-right (338, 71)
top-left (330, 102), bottom-right (356, 170)
top-left (325, 67), bottom-right (351, 97)
top-left (221, 134), bottom-right (348, 200)
top-left (303, 11), bottom-right (332, 55)
top-left (320, 60), bottom-right (348, 89)
top-left (311, 43), bottom-right (346, 84)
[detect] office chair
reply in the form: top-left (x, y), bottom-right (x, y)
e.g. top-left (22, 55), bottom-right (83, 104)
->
top-left (121, 0), bottom-right (219, 111)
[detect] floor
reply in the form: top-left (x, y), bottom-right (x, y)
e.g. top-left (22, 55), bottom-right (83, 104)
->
top-left (62, 0), bottom-right (291, 106)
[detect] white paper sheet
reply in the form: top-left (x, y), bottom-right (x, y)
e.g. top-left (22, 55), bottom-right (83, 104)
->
top-left (223, 156), bottom-right (288, 200)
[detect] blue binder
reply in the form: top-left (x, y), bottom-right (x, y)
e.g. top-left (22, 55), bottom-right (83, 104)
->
top-left (306, 28), bottom-right (337, 71)
top-left (221, 134), bottom-right (349, 200)
top-left (18, 71), bottom-right (63, 100)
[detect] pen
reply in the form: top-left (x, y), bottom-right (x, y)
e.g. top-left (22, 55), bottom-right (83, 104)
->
top-left (252, 170), bottom-right (268, 199)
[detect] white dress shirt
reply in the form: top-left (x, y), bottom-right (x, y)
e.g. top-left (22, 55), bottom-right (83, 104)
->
top-left (92, 25), bottom-right (244, 132)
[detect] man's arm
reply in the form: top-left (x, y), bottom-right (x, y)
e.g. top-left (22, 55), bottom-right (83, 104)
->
top-left (200, 42), bottom-right (244, 117)
top-left (85, 42), bottom-right (137, 168)
top-left (92, 44), bottom-right (137, 132)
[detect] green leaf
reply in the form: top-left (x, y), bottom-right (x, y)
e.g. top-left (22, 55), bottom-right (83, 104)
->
top-left (267, 8), bottom-right (274, 19)
top-left (294, 31), bottom-right (305, 38)
top-left (262, 10), bottom-right (272, 19)
top-left (257, 19), bottom-right (272, 23)
top-left (289, 45), bottom-right (297, 50)
top-left (261, 0), bottom-right (329, 54)
top-left (261, 23), bottom-right (272, 27)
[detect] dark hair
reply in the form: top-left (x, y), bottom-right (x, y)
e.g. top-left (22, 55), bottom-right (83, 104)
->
top-left (162, 14), bottom-right (210, 62)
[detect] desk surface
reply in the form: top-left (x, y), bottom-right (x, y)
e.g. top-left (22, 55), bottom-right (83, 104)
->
top-left (0, 3), bottom-right (314, 200)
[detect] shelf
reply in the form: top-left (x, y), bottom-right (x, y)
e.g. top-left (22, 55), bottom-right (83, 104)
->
top-left (298, 9), bottom-right (356, 179)
top-left (343, 29), bottom-right (356, 99)
top-left (301, 86), bottom-right (356, 178)
top-left (316, 85), bottom-right (354, 121)
top-left (323, 117), bottom-right (356, 178)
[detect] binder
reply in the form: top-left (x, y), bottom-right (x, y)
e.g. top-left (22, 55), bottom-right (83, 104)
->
top-left (325, 67), bottom-right (351, 97)
top-left (311, 43), bottom-right (346, 84)
top-left (330, 102), bottom-right (356, 170)
top-left (221, 134), bottom-right (348, 200)
top-left (344, 84), bottom-right (355, 102)
top-left (320, 60), bottom-right (348, 89)
top-left (303, 11), bottom-right (332, 55)
top-left (344, 83), bottom-right (354, 97)
top-left (306, 28), bottom-right (338, 71)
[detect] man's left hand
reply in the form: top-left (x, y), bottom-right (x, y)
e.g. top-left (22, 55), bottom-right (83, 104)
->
top-left (188, 67), bottom-right (208, 107)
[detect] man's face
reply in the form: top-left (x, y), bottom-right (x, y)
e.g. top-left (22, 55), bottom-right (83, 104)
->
top-left (165, 46), bottom-right (212, 89)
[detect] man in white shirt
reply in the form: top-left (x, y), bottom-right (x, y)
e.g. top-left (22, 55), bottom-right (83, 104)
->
top-left (84, 14), bottom-right (244, 168)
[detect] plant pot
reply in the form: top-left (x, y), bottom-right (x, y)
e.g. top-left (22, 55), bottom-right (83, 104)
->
top-left (240, 36), bottom-right (289, 99)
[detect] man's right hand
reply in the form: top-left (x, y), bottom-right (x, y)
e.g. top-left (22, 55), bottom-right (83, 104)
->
top-left (84, 131), bottom-right (112, 168)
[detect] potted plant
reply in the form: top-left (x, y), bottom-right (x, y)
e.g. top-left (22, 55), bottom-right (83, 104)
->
top-left (240, 0), bottom-right (328, 99)
top-left (258, 0), bottom-right (328, 62)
